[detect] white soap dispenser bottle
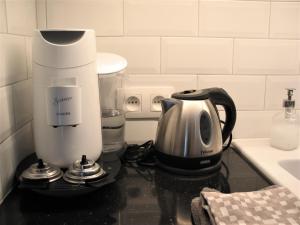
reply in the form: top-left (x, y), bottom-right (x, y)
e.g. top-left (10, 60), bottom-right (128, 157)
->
top-left (270, 88), bottom-right (300, 150)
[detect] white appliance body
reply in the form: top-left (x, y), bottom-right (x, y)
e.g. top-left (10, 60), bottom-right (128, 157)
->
top-left (32, 29), bottom-right (102, 168)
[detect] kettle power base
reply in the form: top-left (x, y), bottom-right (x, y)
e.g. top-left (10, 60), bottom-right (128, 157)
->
top-left (154, 150), bottom-right (223, 176)
top-left (155, 158), bottom-right (222, 176)
top-left (123, 142), bottom-right (224, 176)
top-left (16, 153), bottom-right (121, 197)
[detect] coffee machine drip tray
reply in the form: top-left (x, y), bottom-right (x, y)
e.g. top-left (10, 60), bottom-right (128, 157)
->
top-left (16, 153), bottom-right (121, 197)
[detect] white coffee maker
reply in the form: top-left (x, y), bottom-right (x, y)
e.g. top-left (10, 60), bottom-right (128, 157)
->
top-left (32, 29), bottom-right (102, 168)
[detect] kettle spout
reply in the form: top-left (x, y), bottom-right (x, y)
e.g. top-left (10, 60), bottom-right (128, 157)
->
top-left (161, 98), bottom-right (178, 114)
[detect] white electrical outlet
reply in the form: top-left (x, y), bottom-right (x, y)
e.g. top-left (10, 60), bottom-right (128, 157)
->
top-left (124, 95), bottom-right (142, 112)
top-left (149, 87), bottom-right (176, 112)
top-left (117, 89), bottom-right (142, 113)
top-left (117, 87), bottom-right (175, 118)
top-left (151, 95), bottom-right (164, 112)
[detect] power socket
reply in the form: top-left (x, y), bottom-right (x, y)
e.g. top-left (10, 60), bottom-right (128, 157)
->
top-left (151, 95), bottom-right (165, 112)
top-left (124, 95), bottom-right (142, 112)
top-left (117, 87), bottom-right (175, 118)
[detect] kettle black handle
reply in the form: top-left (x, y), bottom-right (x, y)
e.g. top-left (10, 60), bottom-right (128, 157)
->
top-left (171, 88), bottom-right (236, 143)
top-left (207, 88), bottom-right (236, 143)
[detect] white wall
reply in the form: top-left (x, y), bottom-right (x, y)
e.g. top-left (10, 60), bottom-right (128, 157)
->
top-left (0, 0), bottom-right (35, 203)
top-left (0, 0), bottom-right (299, 202)
top-left (40, 0), bottom-right (300, 142)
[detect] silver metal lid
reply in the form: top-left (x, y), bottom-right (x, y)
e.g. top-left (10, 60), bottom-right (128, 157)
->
top-left (20, 159), bottom-right (63, 183)
top-left (63, 155), bottom-right (105, 184)
top-left (283, 88), bottom-right (296, 108)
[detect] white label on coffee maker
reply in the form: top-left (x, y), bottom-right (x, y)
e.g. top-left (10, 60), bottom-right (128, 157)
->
top-left (46, 85), bottom-right (82, 127)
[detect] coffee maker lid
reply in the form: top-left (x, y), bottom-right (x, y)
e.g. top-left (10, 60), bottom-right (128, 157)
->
top-left (33, 29), bottom-right (96, 68)
top-left (97, 52), bottom-right (128, 76)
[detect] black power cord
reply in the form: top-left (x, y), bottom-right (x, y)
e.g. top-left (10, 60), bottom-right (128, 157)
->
top-left (220, 120), bottom-right (232, 180)
top-left (122, 121), bottom-right (233, 180)
top-left (122, 140), bottom-right (156, 182)
top-left (123, 140), bottom-right (155, 166)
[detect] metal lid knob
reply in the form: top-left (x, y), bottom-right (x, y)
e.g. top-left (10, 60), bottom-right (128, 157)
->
top-left (63, 155), bottom-right (106, 184)
top-left (20, 159), bottom-right (63, 183)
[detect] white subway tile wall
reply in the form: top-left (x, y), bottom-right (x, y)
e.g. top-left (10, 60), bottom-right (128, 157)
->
top-left (0, 86), bottom-right (15, 142)
top-left (272, 0), bottom-right (300, 2)
top-left (198, 1), bottom-right (270, 38)
top-left (47, 0), bottom-right (123, 36)
top-left (270, 2), bottom-right (300, 39)
top-left (265, 76), bottom-right (300, 110)
top-left (197, 75), bottom-right (266, 110)
top-left (0, 0), bottom-right (35, 203)
top-left (161, 37), bottom-right (233, 74)
top-left (0, 0), bottom-right (300, 202)
top-left (0, 123), bottom-right (33, 205)
top-left (125, 120), bottom-right (158, 144)
top-left (25, 37), bottom-right (32, 77)
top-left (0, 0), bottom-right (7, 33)
top-left (232, 111), bottom-right (278, 139)
top-left (5, 0), bottom-right (36, 36)
top-left (36, 0), bottom-right (46, 29)
top-left (123, 75), bottom-right (198, 91)
top-left (0, 34), bottom-right (27, 86)
top-left (12, 79), bottom-right (33, 129)
top-left (96, 37), bottom-right (161, 74)
top-left (124, 0), bottom-right (198, 36)
top-left (234, 39), bottom-right (300, 75)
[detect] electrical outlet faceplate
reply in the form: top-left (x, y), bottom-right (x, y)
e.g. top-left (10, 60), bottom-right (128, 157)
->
top-left (117, 87), bottom-right (175, 118)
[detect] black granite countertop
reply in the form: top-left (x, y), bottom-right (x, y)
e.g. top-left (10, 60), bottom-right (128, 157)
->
top-left (0, 148), bottom-right (272, 225)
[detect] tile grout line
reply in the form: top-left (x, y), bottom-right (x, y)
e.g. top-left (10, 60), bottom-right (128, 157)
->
top-left (232, 38), bottom-right (235, 75)
top-left (95, 35), bottom-right (300, 41)
top-left (122, 0), bottom-right (125, 36)
top-left (0, 119), bottom-right (33, 146)
top-left (0, 77), bottom-right (31, 89)
top-left (24, 37), bottom-right (30, 80)
top-left (9, 85), bottom-right (17, 144)
top-left (126, 73), bottom-right (300, 76)
top-left (45, 0), bottom-right (48, 28)
top-left (197, 0), bottom-right (200, 37)
top-left (35, 0), bottom-right (38, 30)
top-left (5, 32), bottom-right (34, 37)
top-left (263, 75), bottom-right (268, 110)
top-left (4, 0), bottom-right (8, 33)
top-left (160, 37), bottom-right (162, 74)
top-left (268, 1), bottom-right (272, 38)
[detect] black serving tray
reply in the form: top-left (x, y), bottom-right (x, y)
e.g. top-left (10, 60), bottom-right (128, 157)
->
top-left (15, 152), bottom-right (122, 197)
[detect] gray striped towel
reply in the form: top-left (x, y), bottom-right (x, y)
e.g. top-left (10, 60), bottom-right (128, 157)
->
top-left (191, 185), bottom-right (300, 225)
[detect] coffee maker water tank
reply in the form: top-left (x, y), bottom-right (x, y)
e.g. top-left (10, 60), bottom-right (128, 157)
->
top-left (32, 29), bottom-right (102, 168)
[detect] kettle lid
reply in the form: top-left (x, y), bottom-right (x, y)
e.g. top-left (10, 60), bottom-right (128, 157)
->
top-left (172, 89), bottom-right (210, 100)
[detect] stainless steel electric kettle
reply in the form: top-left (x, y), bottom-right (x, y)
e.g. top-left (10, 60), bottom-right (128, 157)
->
top-left (155, 88), bottom-right (236, 171)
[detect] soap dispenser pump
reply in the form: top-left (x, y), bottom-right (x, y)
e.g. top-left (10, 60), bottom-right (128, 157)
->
top-left (270, 88), bottom-right (300, 150)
